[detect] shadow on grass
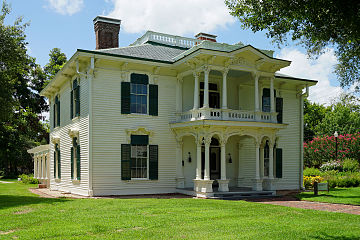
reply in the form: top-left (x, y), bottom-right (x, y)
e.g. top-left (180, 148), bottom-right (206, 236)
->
top-left (0, 195), bottom-right (70, 210)
top-left (308, 232), bottom-right (360, 240)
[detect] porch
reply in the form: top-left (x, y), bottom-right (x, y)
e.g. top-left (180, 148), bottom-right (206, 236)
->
top-left (171, 124), bottom-right (285, 198)
top-left (177, 187), bottom-right (275, 199)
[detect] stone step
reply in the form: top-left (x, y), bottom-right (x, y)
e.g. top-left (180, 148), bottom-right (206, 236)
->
top-left (211, 191), bottom-right (275, 200)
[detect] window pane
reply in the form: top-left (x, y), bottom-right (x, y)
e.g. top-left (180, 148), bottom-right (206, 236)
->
top-left (130, 83), bottom-right (136, 94)
top-left (131, 146), bottom-right (137, 158)
top-left (130, 103), bottom-right (136, 114)
top-left (137, 146), bottom-right (147, 157)
top-left (141, 95), bottom-right (147, 104)
top-left (142, 85), bottom-right (147, 94)
top-left (141, 104), bottom-right (146, 114)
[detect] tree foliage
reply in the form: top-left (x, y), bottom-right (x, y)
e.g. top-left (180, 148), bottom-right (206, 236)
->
top-left (225, 0), bottom-right (360, 89)
top-left (43, 48), bottom-right (67, 88)
top-left (0, 1), bottom-right (48, 177)
top-left (304, 94), bottom-right (360, 142)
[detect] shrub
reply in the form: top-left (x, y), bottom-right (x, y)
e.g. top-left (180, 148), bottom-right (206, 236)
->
top-left (342, 158), bottom-right (359, 172)
top-left (303, 176), bottom-right (324, 189)
top-left (304, 132), bottom-right (360, 168)
top-left (323, 172), bottom-right (360, 188)
top-left (320, 160), bottom-right (342, 172)
top-left (18, 174), bottom-right (39, 184)
top-left (303, 167), bottom-right (322, 176)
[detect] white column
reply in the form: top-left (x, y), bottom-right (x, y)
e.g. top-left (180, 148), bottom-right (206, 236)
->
top-left (255, 141), bottom-right (260, 180)
top-left (270, 77), bottom-right (275, 113)
top-left (269, 142), bottom-right (274, 179)
top-left (222, 68), bottom-right (229, 109)
top-left (204, 140), bottom-right (210, 180)
top-left (193, 72), bottom-right (199, 110)
top-left (176, 140), bottom-right (184, 188)
top-left (42, 155), bottom-right (45, 179)
top-left (34, 156), bottom-right (37, 179)
top-left (196, 140), bottom-right (202, 180)
top-left (254, 73), bottom-right (260, 112)
top-left (176, 76), bottom-right (183, 113)
top-left (260, 145), bottom-right (264, 178)
top-left (203, 66), bottom-right (210, 108)
top-left (220, 141), bottom-right (226, 180)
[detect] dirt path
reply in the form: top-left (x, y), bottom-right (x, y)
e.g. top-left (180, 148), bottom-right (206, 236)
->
top-left (0, 180), bottom-right (14, 184)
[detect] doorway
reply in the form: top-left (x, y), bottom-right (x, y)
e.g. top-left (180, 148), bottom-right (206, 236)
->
top-left (200, 83), bottom-right (220, 108)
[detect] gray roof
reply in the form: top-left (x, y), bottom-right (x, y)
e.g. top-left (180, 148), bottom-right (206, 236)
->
top-left (95, 43), bottom-right (186, 63)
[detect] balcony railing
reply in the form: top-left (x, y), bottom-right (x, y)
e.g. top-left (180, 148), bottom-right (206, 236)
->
top-left (177, 108), bottom-right (277, 123)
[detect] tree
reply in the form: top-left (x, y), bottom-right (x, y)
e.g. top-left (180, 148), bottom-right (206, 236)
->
top-left (0, 1), bottom-right (48, 177)
top-left (225, 0), bottom-right (360, 89)
top-left (43, 48), bottom-right (67, 88)
top-left (303, 99), bottom-right (330, 142)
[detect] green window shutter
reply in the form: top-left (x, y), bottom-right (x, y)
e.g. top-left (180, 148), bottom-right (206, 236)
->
top-left (121, 144), bottom-right (131, 180)
top-left (276, 97), bottom-right (283, 124)
top-left (76, 145), bottom-right (81, 180)
top-left (121, 82), bottom-right (131, 114)
top-left (75, 86), bottom-right (80, 117)
top-left (57, 101), bottom-right (61, 126)
top-left (71, 147), bottom-right (74, 179)
top-left (54, 151), bottom-right (56, 178)
top-left (70, 90), bottom-right (73, 119)
top-left (131, 135), bottom-right (149, 145)
top-left (149, 145), bottom-right (158, 180)
top-left (57, 149), bottom-right (61, 179)
top-left (276, 148), bottom-right (283, 178)
top-left (149, 84), bottom-right (158, 116)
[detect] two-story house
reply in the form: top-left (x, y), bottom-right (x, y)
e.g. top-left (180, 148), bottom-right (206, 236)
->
top-left (36, 16), bottom-right (317, 197)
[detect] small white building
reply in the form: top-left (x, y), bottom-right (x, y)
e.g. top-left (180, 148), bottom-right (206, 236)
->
top-left (38, 16), bottom-right (317, 197)
top-left (27, 144), bottom-right (50, 187)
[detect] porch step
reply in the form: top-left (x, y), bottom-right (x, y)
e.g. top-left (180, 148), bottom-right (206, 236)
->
top-left (210, 191), bottom-right (275, 200)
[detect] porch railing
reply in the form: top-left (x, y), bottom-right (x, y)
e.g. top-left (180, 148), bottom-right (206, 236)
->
top-left (177, 108), bottom-right (276, 123)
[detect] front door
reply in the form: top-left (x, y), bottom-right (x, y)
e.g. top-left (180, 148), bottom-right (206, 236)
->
top-left (201, 146), bottom-right (220, 186)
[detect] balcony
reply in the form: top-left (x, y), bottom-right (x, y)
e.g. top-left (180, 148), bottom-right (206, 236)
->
top-left (177, 108), bottom-right (277, 123)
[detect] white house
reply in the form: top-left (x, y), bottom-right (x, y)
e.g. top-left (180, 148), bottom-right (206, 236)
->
top-left (36, 16), bottom-right (317, 197)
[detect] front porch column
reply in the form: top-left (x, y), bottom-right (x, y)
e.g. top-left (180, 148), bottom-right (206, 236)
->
top-left (270, 76), bottom-right (276, 122)
top-left (254, 140), bottom-right (263, 191)
top-left (254, 72), bottom-right (260, 112)
top-left (195, 139), bottom-right (202, 180)
top-left (34, 156), bottom-right (37, 179)
top-left (203, 66), bottom-right (210, 108)
top-left (218, 138), bottom-right (230, 192)
top-left (269, 142), bottom-right (274, 179)
top-left (204, 139), bottom-right (210, 180)
top-left (42, 155), bottom-right (45, 179)
top-left (176, 139), bottom-right (185, 188)
top-left (222, 68), bottom-right (229, 109)
top-left (176, 76), bottom-right (183, 113)
top-left (193, 72), bottom-right (200, 110)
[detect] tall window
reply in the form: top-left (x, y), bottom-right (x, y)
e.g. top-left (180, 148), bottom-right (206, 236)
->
top-left (121, 73), bottom-right (158, 116)
top-left (71, 137), bottom-right (81, 180)
top-left (200, 82), bottom-right (220, 108)
top-left (54, 143), bottom-right (61, 179)
top-left (131, 145), bottom-right (148, 179)
top-left (264, 141), bottom-right (269, 177)
top-left (130, 81), bottom-right (148, 114)
top-left (121, 135), bottom-right (158, 181)
top-left (54, 95), bottom-right (60, 127)
top-left (71, 79), bottom-right (80, 119)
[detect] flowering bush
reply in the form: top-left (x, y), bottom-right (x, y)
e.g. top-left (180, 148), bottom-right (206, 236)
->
top-left (304, 132), bottom-right (360, 168)
top-left (303, 176), bottom-right (324, 189)
top-left (320, 160), bottom-right (342, 172)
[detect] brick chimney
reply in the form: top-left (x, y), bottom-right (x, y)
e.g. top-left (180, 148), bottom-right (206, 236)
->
top-left (195, 32), bottom-right (217, 42)
top-left (93, 16), bottom-right (121, 50)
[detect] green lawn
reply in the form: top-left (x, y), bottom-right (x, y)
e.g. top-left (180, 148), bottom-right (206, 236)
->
top-left (297, 187), bottom-right (360, 205)
top-left (0, 181), bottom-right (359, 239)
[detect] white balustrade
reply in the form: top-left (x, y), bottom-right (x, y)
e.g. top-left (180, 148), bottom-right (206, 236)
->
top-left (177, 108), bottom-right (276, 123)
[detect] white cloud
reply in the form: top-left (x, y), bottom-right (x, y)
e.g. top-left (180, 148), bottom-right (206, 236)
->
top-left (46, 0), bottom-right (84, 16)
top-left (107, 0), bottom-right (235, 35)
top-left (276, 48), bottom-right (343, 105)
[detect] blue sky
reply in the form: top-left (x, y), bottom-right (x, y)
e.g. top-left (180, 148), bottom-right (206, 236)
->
top-left (4, 0), bottom-right (344, 104)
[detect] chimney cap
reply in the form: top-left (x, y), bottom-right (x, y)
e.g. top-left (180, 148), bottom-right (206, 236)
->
top-left (195, 32), bottom-right (217, 39)
top-left (93, 16), bottom-right (121, 25)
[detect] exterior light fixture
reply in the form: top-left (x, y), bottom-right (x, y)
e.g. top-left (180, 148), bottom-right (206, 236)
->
top-left (228, 153), bottom-right (232, 163)
top-left (334, 131), bottom-right (338, 161)
top-left (188, 152), bottom-right (192, 162)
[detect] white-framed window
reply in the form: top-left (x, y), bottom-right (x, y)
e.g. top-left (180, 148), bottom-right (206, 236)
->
top-left (71, 137), bottom-right (81, 180)
top-left (71, 78), bottom-right (80, 119)
top-left (130, 82), bottom-right (148, 114)
top-left (54, 143), bottom-right (61, 179)
top-left (131, 145), bottom-right (148, 179)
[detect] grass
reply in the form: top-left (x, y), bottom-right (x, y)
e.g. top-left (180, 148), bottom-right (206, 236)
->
top-left (0, 181), bottom-right (359, 239)
top-left (297, 187), bottom-right (360, 205)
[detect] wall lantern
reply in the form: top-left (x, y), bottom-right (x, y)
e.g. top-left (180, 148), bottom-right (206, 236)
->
top-left (228, 153), bottom-right (232, 163)
top-left (188, 152), bottom-right (192, 162)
